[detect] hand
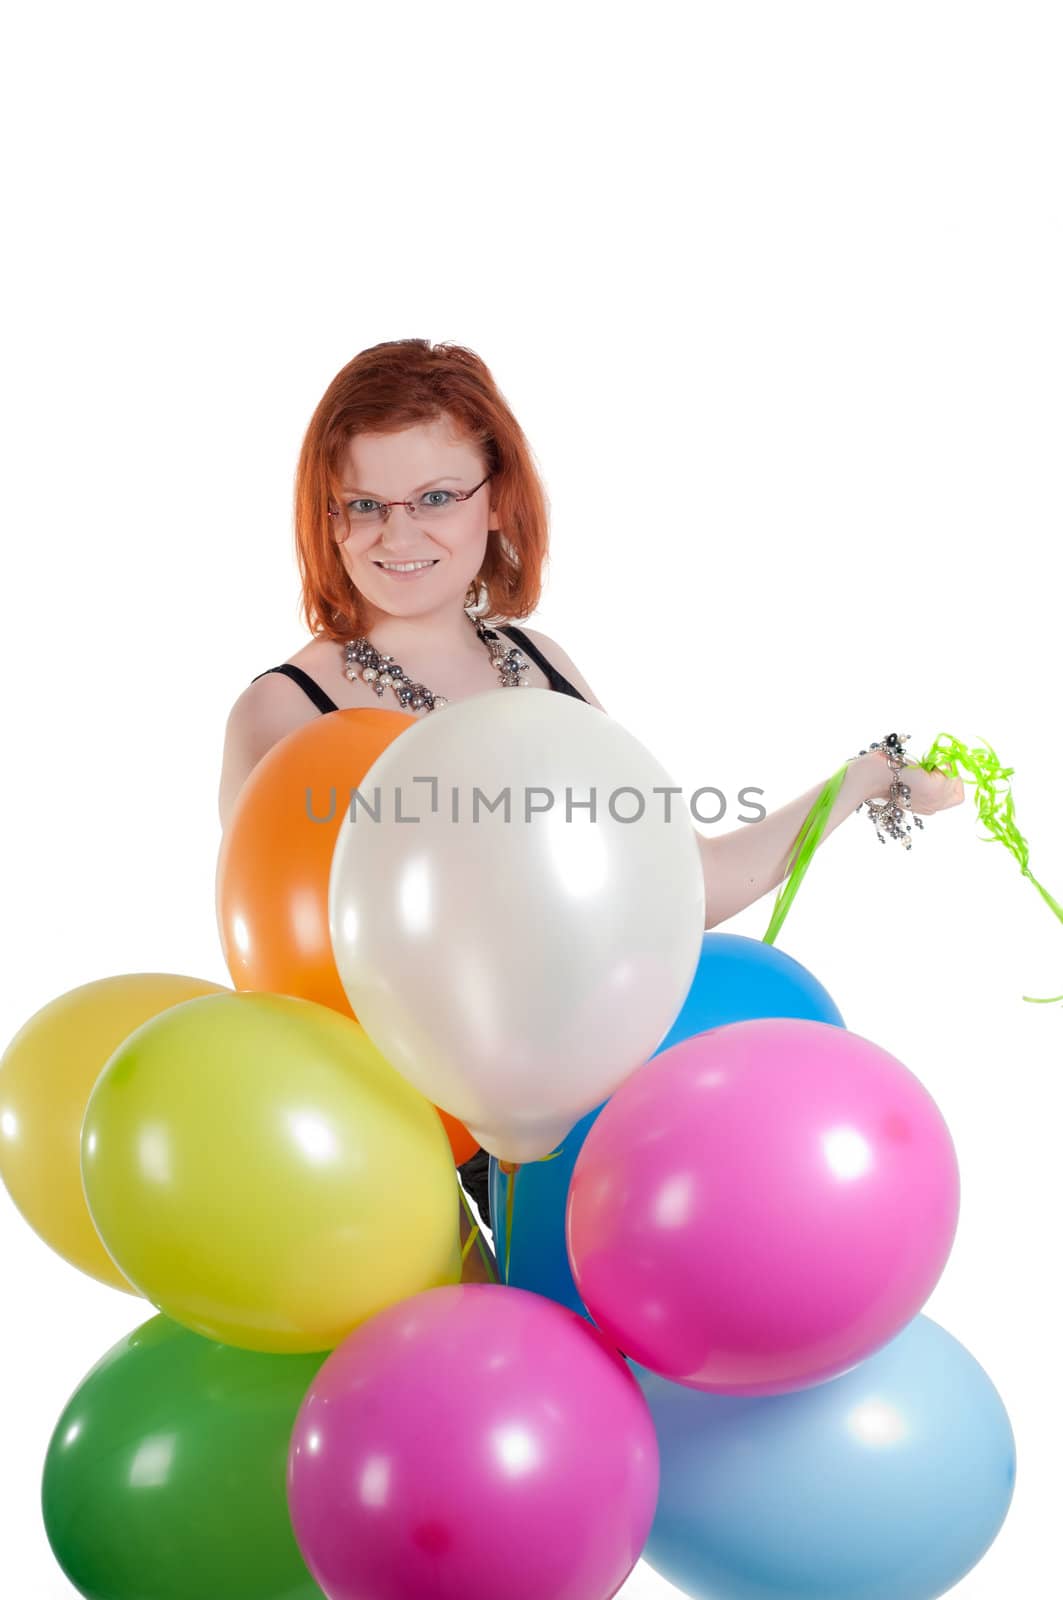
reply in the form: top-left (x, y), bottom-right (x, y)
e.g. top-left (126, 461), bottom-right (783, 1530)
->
top-left (871, 753), bottom-right (965, 815)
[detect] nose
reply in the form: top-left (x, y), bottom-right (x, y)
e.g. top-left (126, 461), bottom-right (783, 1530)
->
top-left (375, 504), bottom-right (432, 552)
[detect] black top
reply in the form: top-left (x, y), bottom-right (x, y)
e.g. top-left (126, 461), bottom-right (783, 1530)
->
top-left (250, 623), bottom-right (589, 710)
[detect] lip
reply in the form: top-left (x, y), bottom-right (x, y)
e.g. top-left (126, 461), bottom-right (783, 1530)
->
top-left (373, 566), bottom-right (438, 585)
top-left (372, 559), bottom-right (440, 580)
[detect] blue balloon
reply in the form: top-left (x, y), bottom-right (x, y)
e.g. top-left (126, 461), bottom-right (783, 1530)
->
top-left (489, 1104), bottom-right (601, 1317)
top-left (655, 929), bottom-right (845, 1053)
top-left (489, 933), bottom-right (845, 1312)
top-left (634, 1315), bottom-right (1016, 1600)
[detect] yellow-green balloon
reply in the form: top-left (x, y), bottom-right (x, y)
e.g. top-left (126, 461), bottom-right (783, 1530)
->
top-left (0, 972), bottom-right (227, 1292)
top-left (81, 991), bottom-right (462, 1352)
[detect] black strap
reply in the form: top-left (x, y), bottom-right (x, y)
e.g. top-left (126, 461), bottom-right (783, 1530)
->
top-left (495, 624), bottom-right (588, 703)
top-left (251, 631), bottom-right (587, 715)
top-left (250, 664), bottom-right (340, 715)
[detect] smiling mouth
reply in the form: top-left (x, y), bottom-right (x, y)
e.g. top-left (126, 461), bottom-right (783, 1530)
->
top-left (372, 560), bottom-right (440, 569)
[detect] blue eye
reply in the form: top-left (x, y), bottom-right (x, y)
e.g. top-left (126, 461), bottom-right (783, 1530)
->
top-left (347, 499), bottom-right (382, 516)
top-left (421, 490), bottom-right (455, 508)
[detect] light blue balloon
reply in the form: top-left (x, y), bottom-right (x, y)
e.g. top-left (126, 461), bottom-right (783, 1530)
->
top-left (489, 933), bottom-right (845, 1313)
top-left (634, 1314), bottom-right (1016, 1600)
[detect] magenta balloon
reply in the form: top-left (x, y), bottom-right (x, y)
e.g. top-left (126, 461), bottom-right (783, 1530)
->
top-left (287, 1284), bottom-right (658, 1600)
top-left (567, 1017), bottom-right (961, 1396)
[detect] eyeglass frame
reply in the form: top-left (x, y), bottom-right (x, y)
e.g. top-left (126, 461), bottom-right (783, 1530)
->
top-left (327, 473), bottom-right (493, 525)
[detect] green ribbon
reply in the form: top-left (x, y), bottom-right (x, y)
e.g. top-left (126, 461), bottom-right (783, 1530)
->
top-left (456, 1182), bottom-right (499, 1284)
top-left (761, 760), bottom-right (850, 947)
top-left (497, 1148), bottom-right (564, 1283)
top-left (761, 732), bottom-right (1063, 1003)
top-left (504, 1164), bottom-right (516, 1284)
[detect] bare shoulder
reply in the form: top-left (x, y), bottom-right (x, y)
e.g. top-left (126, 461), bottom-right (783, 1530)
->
top-left (283, 634), bottom-right (337, 670)
top-left (514, 625), bottom-right (607, 713)
top-left (224, 634), bottom-right (338, 732)
top-left (222, 662), bottom-right (323, 736)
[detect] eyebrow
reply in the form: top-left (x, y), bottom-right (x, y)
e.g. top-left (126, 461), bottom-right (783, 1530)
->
top-left (341, 475), bottom-right (464, 497)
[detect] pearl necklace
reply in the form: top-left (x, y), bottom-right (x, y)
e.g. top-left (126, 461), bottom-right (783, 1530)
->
top-left (344, 614), bottom-right (532, 713)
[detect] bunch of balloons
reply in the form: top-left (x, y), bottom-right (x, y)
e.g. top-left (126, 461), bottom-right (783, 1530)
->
top-left (0, 689), bottom-right (1018, 1598)
top-left (0, 690), bottom-right (704, 1599)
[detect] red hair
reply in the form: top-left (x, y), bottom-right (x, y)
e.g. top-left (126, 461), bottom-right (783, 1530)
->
top-left (294, 340), bottom-right (550, 641)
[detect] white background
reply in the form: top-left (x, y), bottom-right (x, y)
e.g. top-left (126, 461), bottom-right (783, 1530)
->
top-left (1, 3), bottom-right (1060, 1596)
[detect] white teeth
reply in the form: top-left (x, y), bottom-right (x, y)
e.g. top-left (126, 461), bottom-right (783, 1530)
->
top-left (377, 560), bottom-right (436, 572)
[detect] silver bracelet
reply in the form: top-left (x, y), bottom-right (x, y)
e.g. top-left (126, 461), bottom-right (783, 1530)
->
top-left (850, 732), bottom-right (925, 849)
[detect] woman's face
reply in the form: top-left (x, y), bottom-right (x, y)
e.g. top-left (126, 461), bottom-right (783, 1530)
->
top-left (331, 417), bottom-right (499, 625)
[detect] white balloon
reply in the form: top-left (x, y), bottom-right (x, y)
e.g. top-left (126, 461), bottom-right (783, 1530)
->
top-left (328, 689), bottom-right (705, 1162)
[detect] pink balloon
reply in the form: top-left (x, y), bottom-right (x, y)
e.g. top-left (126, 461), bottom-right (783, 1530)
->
top-left (287, 1284), bottom-right (659, 1600)
top-left (567, 1017), bottom-right (960, 1396)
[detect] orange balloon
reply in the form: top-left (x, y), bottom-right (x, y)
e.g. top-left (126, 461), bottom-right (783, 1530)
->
top-left (217, 708), bottom-right (479, 1167)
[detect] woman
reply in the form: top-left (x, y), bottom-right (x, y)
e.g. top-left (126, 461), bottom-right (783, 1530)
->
top-left (217, 338), bottom-right (964, 1245)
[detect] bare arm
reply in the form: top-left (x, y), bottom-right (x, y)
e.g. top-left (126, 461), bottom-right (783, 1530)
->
top-left (217, 676), bottom-right (321, 832)
top-left (698, 750), bottom-right (965, 929)
top-left (697, 754), bottom-right (889, 930)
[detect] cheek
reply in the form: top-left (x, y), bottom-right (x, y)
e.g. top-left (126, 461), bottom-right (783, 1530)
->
top-left (456, 523), bottom-right (491, 560)
top-left (342, 531), bottom-right (385, 564)
top-left (331, 539), bottom-right (354, 574)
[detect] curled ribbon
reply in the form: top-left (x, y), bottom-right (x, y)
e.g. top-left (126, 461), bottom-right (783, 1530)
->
top-left (762, 731), bottom-right (1063, 1003)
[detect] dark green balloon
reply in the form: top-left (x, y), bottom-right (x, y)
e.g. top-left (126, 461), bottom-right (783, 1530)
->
top-left (42, 1314), bottom-right (328, 1600)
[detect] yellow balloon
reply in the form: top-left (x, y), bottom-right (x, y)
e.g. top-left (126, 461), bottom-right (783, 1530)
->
top-left (0, 972), bottom-right (227, 1292)
top-left (81, 991), bottom-right (462, 1352)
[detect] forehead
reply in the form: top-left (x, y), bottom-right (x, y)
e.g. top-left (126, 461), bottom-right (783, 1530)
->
top-left (338, 417), bottom-right (482, 488)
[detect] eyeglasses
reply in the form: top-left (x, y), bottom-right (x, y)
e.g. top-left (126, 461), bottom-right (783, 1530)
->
top-left (328, 473), bottom-right (492, 531)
